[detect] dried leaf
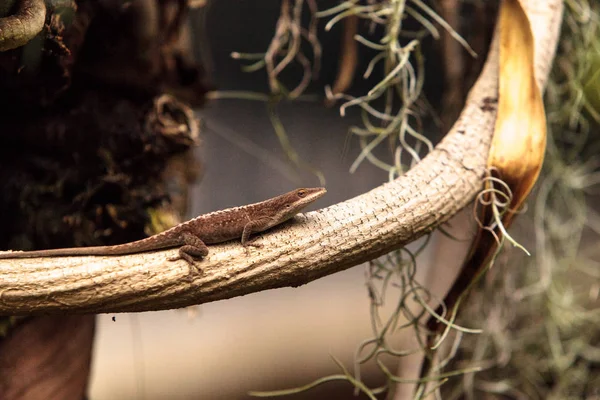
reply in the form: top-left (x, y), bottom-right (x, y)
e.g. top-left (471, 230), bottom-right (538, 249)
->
top-left (489, 0), bottom-right (547, 224)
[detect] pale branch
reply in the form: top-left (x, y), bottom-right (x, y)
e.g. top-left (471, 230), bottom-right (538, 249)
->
top-left (0, 0), bottom-right (563, 315)
top-left (0, 0), bottom-right (46, 52)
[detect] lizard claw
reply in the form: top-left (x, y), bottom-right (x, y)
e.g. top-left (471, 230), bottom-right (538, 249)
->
top-left (243, 241), bottom-right (263, 256)
top-left (168, 253), bottom-right (202, 274)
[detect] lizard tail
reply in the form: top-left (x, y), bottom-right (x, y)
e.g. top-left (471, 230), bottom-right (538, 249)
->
top-left (0, 235), bottom-right (180, 259)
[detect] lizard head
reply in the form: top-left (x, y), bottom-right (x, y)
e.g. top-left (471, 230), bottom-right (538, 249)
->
top-left (270, 187), bottom-right (327, 223)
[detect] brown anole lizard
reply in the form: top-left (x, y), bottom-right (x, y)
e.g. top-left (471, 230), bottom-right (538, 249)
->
top-left (0, 187), bottom-right (326, 270)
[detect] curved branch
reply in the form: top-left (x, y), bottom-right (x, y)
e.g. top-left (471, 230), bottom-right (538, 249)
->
top-left (0, 0), bottom-right (564, 315)
top-left (0, 0), bottom-right (46, 52)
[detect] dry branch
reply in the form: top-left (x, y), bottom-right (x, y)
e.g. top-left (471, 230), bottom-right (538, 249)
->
top-left (0, 0), bottom-right (46, 51)
top-left (0, 0), bottom-right (564, 315)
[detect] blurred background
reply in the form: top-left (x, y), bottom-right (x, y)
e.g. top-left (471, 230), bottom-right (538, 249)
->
top-left (89, 2), bottom-right (457, 398)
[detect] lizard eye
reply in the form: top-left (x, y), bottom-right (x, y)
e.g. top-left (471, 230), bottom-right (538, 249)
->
top-left (297, 189), bottom-right (307, 198)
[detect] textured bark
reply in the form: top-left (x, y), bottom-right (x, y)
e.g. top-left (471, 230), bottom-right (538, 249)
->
top-left (0, 0), bottom-right (46, 51)
top-left (0, 0), bottom-right (564, 315)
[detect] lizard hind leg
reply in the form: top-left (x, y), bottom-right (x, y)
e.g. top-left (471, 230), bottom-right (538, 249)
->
top-left (167, 231), bottom-right (209, 273)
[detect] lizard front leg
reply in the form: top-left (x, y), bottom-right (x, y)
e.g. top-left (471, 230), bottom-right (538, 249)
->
top-left (168, 231), bottom-right (209, 272)
top-left (241, 218), bottom-right (274, 249)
